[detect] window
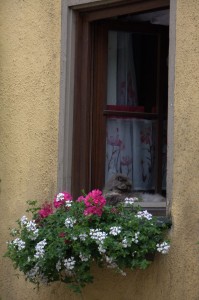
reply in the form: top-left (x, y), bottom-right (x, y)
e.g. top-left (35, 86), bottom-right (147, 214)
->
top-left (71, 1), bottom-right (169, 214)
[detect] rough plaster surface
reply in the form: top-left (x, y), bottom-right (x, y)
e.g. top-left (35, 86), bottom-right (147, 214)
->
top-left (0, 0), bottom-right (61, 299)
top-left (1, 0), bottom-right (199, 299)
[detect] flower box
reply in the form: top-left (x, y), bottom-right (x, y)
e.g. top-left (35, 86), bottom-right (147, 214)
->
top-left (5, 190), bottom-right (170, 294)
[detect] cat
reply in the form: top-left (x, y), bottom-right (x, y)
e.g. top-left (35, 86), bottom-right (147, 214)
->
top-left (103, 173), bottom-right (165, 206)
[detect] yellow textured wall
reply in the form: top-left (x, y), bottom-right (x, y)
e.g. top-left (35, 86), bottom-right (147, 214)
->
top-left (1, 0), bottom-right (199, 300)
top-left (0, 0), bottom-right (61, 298)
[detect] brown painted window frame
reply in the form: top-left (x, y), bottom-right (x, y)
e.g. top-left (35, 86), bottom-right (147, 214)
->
top-left (72, 0), bottom-right (170, 215)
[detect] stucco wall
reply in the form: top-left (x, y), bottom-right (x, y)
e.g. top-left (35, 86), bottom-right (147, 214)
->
top-left (0, 0), bottom-right (61, 298)
top-left (1, 0), bottom-right (199, 300)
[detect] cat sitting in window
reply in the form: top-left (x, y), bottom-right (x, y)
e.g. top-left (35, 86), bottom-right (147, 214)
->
top-left (103, 173), bottom-right (165, 206)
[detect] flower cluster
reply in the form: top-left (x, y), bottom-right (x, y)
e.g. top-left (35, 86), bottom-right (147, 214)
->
top-left (90, 229), bottom-right (107, 244)
top-left (11, 238), bottom-right (26, 250)
top-left (54, 192), bottom-right (72, 208)
top-left (136, 210), bottom-right (153, 220)
top-left (5, 189), bottom-right (170, 294)
top-left (83, 189), bottom-right (106, 216)
top-left (38, 203), bottom-right (53, 219)
top-left (20, 216), bottom-right (39, 240)
top-left (124, 197), bottom-right (138, 206)
top-left (34, 239), bottom-right (47, 259)
top-left (132, 231), bottom-right (140, 244)
top-left (20, 216), bottom-right (28, 225)
top-left (156, 242), bottom-right (170, 254)
top-left (109, 226), bottom-right (122, 236)
top-left (65, 217), bottom-right (76, 228)
top-left (64, 257), bottom-right (76, 271)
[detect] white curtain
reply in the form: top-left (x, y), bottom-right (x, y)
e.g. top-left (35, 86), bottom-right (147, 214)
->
top-left (116, 32), bottom-right (138, 106)
top-left (106, 31), bottom-right (156, 190)
top-left (105, 118), bottom-right (156, 190)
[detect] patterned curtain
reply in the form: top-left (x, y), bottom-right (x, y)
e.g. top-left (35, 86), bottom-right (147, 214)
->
top-left (105, 31), bottom-right (156, 190)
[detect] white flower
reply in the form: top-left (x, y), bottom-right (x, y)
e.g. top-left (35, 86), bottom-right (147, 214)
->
top-left (124, 197), bottom-right (138, 206)
top-left (98, 245), bottom-right (106, 254)
top-left (20, 216), bottom-right (28, 225)
top-left (65, 217), bottom-right (76, 228)
top-left (65, 200), bottom-right (73, 207)
top-left (26, 220), bottom-right (37, 231)
top-left (79, 233), bottom-right (88, 241)
top-left (56, 193), bottom-right (65, 202)
top-left (105, 256), bottom-right (114, 264)
top-left (132, 231), bottom-right (140, 244)
top-left (109, 226), bottom-right (122, 236)
top-left (25, 220), bottom-right (39, 240)
top-left (136, 210), bottom-right (152, 220)
top-left (30, 229), bottom-right (39, 241)
top-left (64, 257), bottom-right (76, 270)
top-left (34, 239), bottom-right (47, 259)
top-left (26, 264), bottom-right (40, 279)
top-left (12, 238), bottom-right (25, 250)
top-left (122, 237), bottom-right (130, 248)
top-left (156, 242), bottom-right (170, 254)
top-left (79, 253), bottom-right (90, 262)
top-left (132, 251), bottom-right (137, 257)
top-left (90, 229), bottom-right (107, 244)
top-left (26, 264), bottom-right (48, 284)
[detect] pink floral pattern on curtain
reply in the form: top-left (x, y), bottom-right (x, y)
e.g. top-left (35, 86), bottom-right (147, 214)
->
top-left (105, 118), bottom-right (156, 190)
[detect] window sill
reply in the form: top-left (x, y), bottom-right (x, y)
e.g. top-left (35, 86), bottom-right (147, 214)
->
top-left (135, 201), bottom-right (167, 216)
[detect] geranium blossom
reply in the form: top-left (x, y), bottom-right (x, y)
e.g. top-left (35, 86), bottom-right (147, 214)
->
top-left (65, 217), bottom-right (76, 228)
top-left (83, 189), bottom-right (106, 216)
top-left (156, 242), bottom-right (170, 254)
top-left (12, 238), bottom-right (26, 250)
top-left (38, 202), bottom-right (53, 218)
top-left (109, 226), bottom-right (122, 236)
top-left (53, 192), bottom-right (72, 208)
top-left (64, 257), bottom-right (76, 270)
top-left (20, 216), bottom-right (28, 225)
top-left (124, 197), bottom-right (138, 206)
top-left (136, 210), bottom-right (152, 220)
top-left (76, 196), bottom-right (85, 202)
top-left (34, 239), bottom-right (47, 259)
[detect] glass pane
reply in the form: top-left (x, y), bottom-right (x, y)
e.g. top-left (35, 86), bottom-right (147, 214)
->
top-left (105, 118), bottom-right (157, 191)
top-left (107, 30), bottom-right (158, 113)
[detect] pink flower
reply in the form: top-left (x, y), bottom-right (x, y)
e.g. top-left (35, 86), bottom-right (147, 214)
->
top-left (140, 127), bottom-right (152, 145)
top-left (58, 232), bottom-right (65, 238)
top-left (121, 156), bottom-right (132, 166)
top-left (83, 189), bottom-right (106, 217)
top-left (107, 128), bottom-right (125, 150)
top-left (107, 136), bottom-right (125, 150)
top-left (84, 206), bottom-right (103, 217)
top-left (38, 202), bottom-right (53, 218)
top-left (77, 196), bottom-right (85, 202)
top-left (53, 192), bottom-right (73, 208)
top-left (84, 190), bottom-right (106, 207)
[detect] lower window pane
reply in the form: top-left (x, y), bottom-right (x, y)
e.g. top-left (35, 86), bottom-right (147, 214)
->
top-left (105, 118), bottom-right (157, 191)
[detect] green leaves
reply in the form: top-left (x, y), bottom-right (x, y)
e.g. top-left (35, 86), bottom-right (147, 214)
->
top-left (4, 194), bottom-right (170, 294)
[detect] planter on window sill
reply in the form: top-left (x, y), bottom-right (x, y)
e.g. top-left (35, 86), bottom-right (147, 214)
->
top-left (4, 189), bottom-right (171, 294)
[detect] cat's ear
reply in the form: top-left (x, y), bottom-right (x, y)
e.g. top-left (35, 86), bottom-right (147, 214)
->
top-left (117, 175), bottom-right (123, 181)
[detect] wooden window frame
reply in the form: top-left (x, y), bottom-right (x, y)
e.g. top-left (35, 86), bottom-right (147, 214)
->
top-left (71, 0), bottom-right (170, 215)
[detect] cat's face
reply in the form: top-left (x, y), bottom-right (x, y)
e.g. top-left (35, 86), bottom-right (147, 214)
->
top-left (105, 174), bottom-right (132, 193)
